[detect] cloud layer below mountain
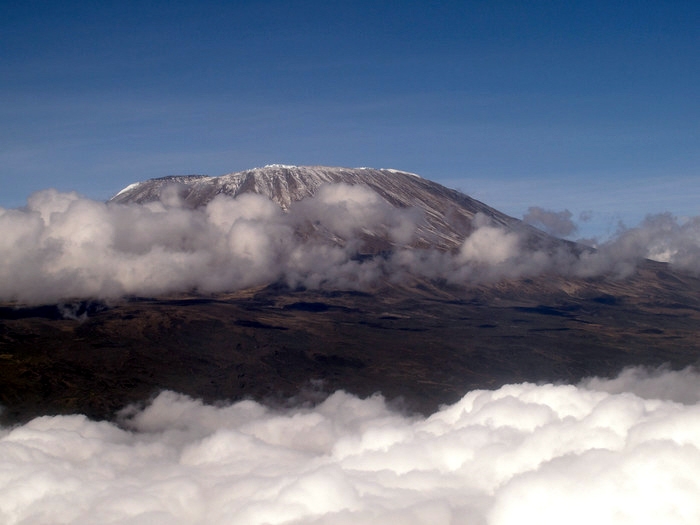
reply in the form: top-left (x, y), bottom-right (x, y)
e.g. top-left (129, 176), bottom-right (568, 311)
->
top-left (2, 185), bottom-right (700, 304)
top-left (1, 366), bottom-right (699, 525)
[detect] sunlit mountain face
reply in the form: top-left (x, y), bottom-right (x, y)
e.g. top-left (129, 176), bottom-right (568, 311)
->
top-left (2, 166), bottom-right (700, 524)
top-left (108, 164), bottom-right (550, 250)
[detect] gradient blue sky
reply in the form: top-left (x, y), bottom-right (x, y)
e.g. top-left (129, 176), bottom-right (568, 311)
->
top-left (2, 0), bottom-right (698, 238)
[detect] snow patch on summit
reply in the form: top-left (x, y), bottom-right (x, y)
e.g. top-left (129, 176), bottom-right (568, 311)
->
top-left (112, 182), bottom-right (141, 198)
top-left (384, 168), bottom-right (422, 178)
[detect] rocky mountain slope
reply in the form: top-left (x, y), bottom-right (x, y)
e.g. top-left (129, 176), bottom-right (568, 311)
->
top-left (110, 164), bottom-right (550, 251)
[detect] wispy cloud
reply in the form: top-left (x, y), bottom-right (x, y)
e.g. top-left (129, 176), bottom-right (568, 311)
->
top-left (523, 206), bottom-right (577, 237)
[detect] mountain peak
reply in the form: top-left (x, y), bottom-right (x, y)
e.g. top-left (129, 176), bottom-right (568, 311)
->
top-left (110, 165), bottom-right (425, 209)
top-left (109, 165), bottom-right (533, 250)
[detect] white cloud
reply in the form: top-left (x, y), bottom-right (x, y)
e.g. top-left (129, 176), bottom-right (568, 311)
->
top-left (2, 367), bottom-right (700, 524)
top-left (459, 213), bottom-right (521, 265)
top-left (3, 186), bottom-right (700, 305)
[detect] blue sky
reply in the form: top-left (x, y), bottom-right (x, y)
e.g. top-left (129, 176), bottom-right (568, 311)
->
top-left (2, 0), bottom-right (698, 238)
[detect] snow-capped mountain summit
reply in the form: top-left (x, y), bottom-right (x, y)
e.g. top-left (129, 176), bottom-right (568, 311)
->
top-left (110, 165), bottom-right (548, 250)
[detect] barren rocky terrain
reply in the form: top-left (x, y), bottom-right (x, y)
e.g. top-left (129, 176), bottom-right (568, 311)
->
top-left (3, 260), bottom-right (700, 425)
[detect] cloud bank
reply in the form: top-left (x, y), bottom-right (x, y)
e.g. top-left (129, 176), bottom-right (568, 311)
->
top-left (3, 185), bottom-right (700, 304)
top-left (1, 366), bottom-right (700, 524)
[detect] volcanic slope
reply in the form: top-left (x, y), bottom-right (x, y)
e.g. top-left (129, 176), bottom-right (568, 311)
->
top-left (1, 166), bottom-right (700, 424)
top-left (109, 164), bottom-right (551, 250)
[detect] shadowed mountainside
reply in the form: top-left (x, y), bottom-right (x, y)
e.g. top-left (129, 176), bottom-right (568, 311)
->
top-left (2, 263), bottom-right (700, 424)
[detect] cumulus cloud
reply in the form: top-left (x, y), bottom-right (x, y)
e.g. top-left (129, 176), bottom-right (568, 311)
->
top-left (2, 366), bottom-right (700, 524)
top-left (459, 213), bottom-right (521, 265)
top-left (3, 186), bottom-right (700, 304)
top-left (610, 213), bottom-right (700, 274)
top-left (0, 186), bottom-right (400, 304)
top-left (560, 212), bottom-right (700, 279)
